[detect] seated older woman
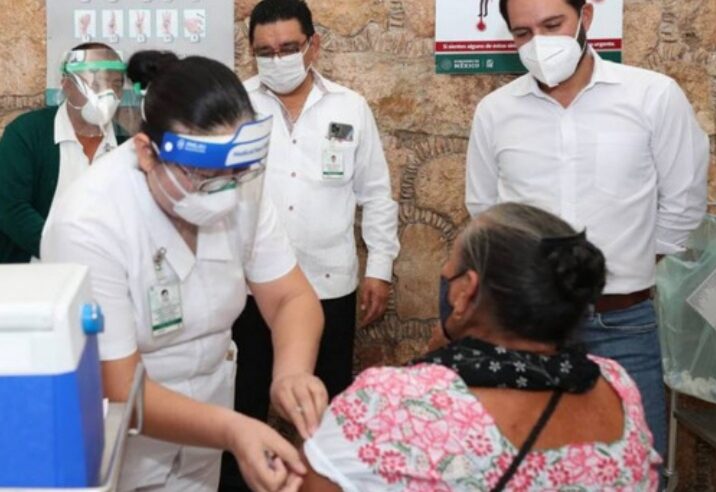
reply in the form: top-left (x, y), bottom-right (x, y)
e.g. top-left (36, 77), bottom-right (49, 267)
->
top-left (298, 202), bottom-right (661, 491)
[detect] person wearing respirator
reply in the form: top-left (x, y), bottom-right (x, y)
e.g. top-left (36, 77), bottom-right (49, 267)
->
top-left (219, 2), bottom-right (399, 490)
top-left (42, 50), bottom-right (326, 492)
top-left (464, 0), bottom-right (709, 476)
top-left (0, 43), bottom-right (126, 263)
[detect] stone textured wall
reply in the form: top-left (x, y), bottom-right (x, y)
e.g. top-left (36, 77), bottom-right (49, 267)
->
top-left (1, 0), bottom-right (715, 488)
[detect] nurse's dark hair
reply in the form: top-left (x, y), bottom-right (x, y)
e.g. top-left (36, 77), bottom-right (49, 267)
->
top-left (499, 0), bottom-right (586, 29)
top-left (127, 50), bottom-right (255, 145)
top-left (249, 0), bottom-right (315, 44)
top-left (458, 202), bottom-right (605, 344)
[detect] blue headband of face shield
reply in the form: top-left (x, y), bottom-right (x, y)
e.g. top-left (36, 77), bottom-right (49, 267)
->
top-left (157, 114), bottom-right (273, 170)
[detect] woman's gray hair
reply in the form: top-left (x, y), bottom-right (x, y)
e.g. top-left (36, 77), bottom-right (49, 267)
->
top-left (457, 202), bottom-right (606, 343)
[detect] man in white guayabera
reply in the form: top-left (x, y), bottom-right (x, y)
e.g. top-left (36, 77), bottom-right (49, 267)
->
top-left (464, 0), bottom-right (709, 474)
top-left (220, 1), bottom-right (400, 491)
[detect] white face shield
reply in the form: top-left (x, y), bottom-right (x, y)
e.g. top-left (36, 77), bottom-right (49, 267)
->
top-left (61, 48), bottom-right (126, 133)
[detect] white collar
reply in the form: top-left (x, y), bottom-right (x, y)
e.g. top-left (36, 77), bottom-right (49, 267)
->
top-left (129, 151), bottom-right (234, 281)
top-left (53, 100), bottom-right (117, 145)
top-left (54, 102), bottom-right (78, 144)
top-left (510, 47), bottom-right (621, 98)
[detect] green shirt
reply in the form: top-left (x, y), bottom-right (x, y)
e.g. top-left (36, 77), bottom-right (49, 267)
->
top-left (0, 107), bottom-right (126, 263)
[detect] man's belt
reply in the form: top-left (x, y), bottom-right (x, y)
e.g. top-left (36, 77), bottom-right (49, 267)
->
top-left (594, 289), bottom-right (651, 313)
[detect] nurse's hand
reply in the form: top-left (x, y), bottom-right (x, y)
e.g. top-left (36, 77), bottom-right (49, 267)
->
top-left (229, 413), bottom-right (305, 492)
top-left (270, 372), bottom-right (328, 439)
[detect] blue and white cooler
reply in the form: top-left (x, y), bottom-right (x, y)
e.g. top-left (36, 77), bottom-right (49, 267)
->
top-left (0, 264), bottom-right (105, 488)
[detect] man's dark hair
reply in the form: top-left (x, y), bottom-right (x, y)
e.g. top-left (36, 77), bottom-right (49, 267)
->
top-left (249, 0), bottom-right (316, 44)
top-left (499, 0), bottom-right (586, 29)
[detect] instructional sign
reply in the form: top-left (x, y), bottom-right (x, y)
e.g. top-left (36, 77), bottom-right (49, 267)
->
top-left (46, 0), bottom-right (234, 105)
top-left (435, 0), bottom-right (622, 74)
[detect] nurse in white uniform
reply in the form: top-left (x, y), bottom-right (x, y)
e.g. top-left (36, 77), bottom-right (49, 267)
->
top-left (41, 51), bottom-right (327, 492)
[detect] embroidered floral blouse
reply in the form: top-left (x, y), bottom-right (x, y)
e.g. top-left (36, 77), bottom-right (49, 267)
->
top-left (304, 356), bottom-right (661, 491)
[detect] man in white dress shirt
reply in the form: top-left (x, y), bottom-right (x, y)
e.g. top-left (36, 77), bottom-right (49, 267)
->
top-left (220, 0), bottom-right (399, 490)
top-left (465, 0), bottom-right (709, 468)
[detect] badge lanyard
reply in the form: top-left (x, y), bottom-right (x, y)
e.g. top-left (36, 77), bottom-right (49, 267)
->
top-left (148, 247), bottom-right (184, 337)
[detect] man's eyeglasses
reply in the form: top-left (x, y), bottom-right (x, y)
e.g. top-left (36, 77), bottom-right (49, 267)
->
top-left (253, 38), bottom-right (310, 59)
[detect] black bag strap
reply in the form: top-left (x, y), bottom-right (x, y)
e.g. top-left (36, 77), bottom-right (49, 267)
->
top-left (491, 390), bottom-right (565, 492)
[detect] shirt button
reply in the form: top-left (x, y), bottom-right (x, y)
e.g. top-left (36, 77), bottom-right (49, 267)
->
top-left (291, 172), bottom-right (296, 178)
top-left (325, 273), bottom-right (331, 279)
top-left (288, 205), bottom-right (294, 211)
top-left (292, 139), bottom-right (297, 144)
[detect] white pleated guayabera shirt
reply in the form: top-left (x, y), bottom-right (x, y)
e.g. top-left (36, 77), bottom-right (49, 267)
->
top-left (245, 71), bottom-right (400, 299)
top-left (466, 51), bottom-right (709, 294)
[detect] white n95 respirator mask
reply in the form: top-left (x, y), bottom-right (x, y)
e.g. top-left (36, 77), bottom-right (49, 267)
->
top-left (518, 13), bottom-right (587, 88)
top-left (256, 42), bottom-right (311, 94)
top-left (62, 49), bottom-right (126, 129)
top-left (80, 88), bottom-right (121, 127)
top-left (153, 164), bottom-right (239, 227)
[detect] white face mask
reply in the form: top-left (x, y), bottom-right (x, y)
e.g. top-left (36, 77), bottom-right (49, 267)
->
top-left (256, 42), bottom-right (311, 94)
top-left (517, 13), bottom-right (586, 88)
top-left (153, 164), bottom-right (238, 227)
top-left (80, 89), bottom-right (120, 127)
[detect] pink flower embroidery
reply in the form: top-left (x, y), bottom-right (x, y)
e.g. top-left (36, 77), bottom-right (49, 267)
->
top-left (430, 392), bottom-right (453, 410)
top-left (450, 396), bottom-right (492, 428)
top-left (409, 418), bottom-right (464, 466)
top-left (405, 479), bottom-right (452, 492)
top-left (466, 432), bottom-right (494, 456)
top-left (524, 452), bottom-right (547, 476)
top-left (566, 443), bottom-right (600, 469)
top-left (330, 394), bottom-right (351, 419)
top-left (366, 407), bottom-right (414, 444)
top-left (484, 468), bottom-right (505, 488)
top-left (378, 450), bottom-right (407, 484)
top-left (344, 398), bottom-right (368, 421)
top-left (547, 462), bottom-right (572, 485)
top-left (495, 451), bottom-right (514, 473)
top-left (359, 368), bottom-right (422, 408)
top-left (412, 364), bottom-right (459, 392)
top-left (509, 468), bottom-right (535, 491)
top-left (342, 420), bottom-right (365, 441)
top-left (595, 456), bottom-right (621, 483)
top-left (320, 359), bottom-right (657, 490)
top-left (358, 443), bottom-right (380, 465)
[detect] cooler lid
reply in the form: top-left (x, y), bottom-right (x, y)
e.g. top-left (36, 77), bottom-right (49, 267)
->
top-left (0, 264), bottom-right (88, 332)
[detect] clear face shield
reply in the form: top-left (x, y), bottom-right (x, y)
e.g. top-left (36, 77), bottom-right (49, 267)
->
top-left (153, 115), bottom-right (273, 264)
top-left (61, 48), bottom-right (126, 134)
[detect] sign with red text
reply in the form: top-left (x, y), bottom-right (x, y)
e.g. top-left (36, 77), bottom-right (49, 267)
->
top-left (435, 0), bottom-right (623, 74)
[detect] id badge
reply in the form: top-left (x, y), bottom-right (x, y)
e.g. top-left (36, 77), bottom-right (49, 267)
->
top-left (322, 146), bottom-right (345, 180)
top-left (148, 282), bottom-right (184, 336)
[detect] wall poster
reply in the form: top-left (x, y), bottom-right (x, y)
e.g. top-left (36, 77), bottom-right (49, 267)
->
top-left (46, 0), bottom-right (234, 106)
top-left (435, 0), bottom-right (623, 74)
